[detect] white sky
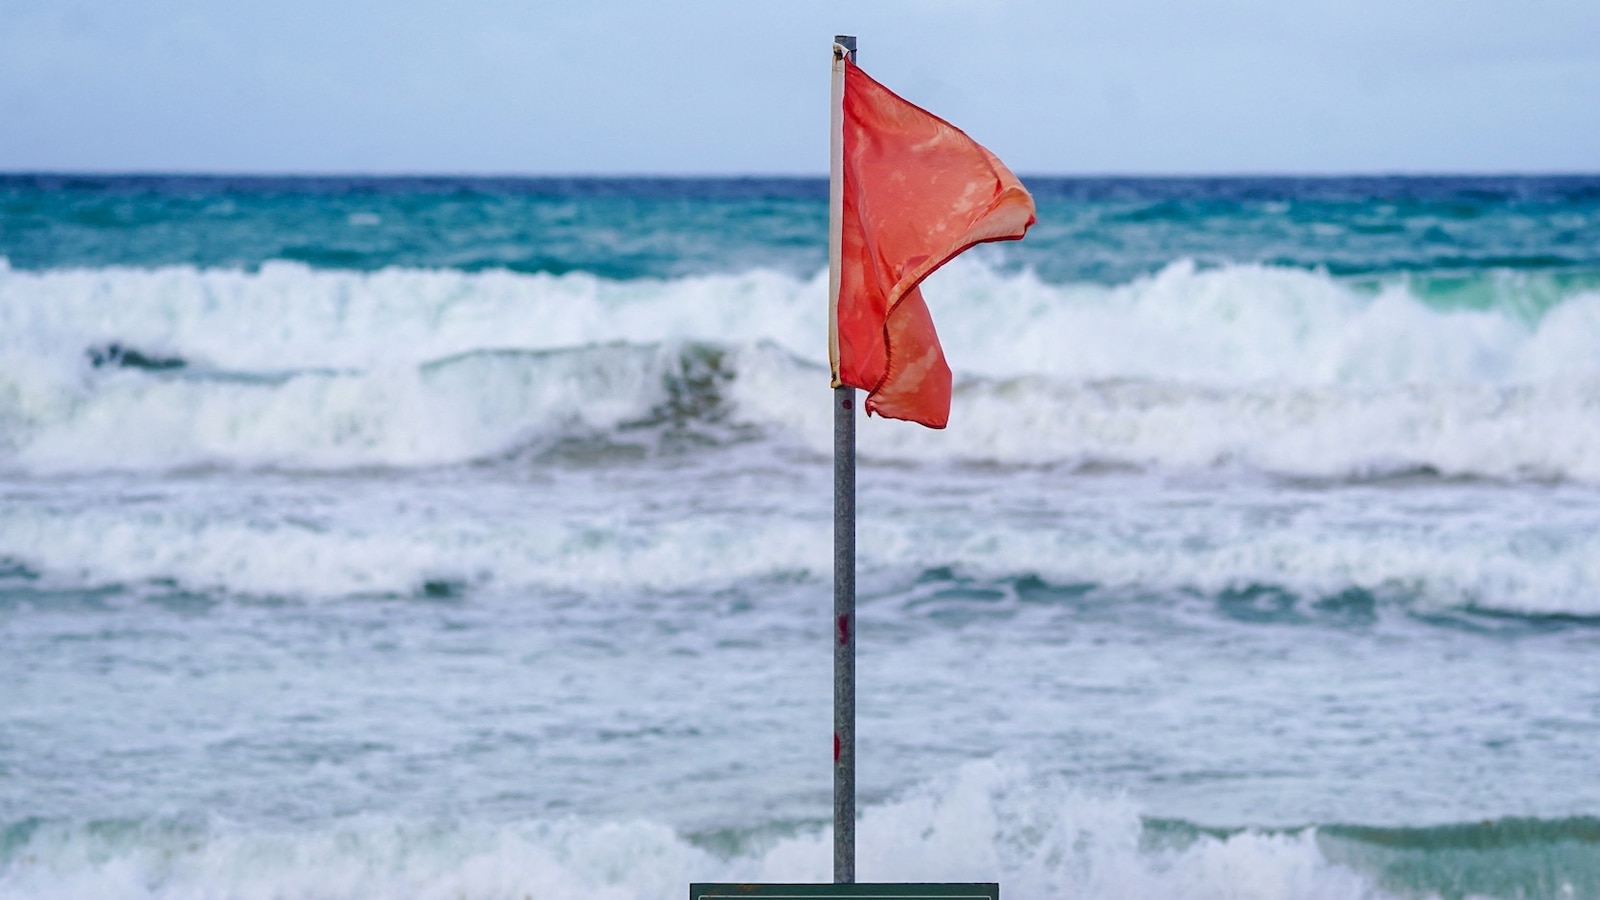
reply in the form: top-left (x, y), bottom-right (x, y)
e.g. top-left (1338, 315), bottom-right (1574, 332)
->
top-left (2, 0), bottom-right (1597, 175)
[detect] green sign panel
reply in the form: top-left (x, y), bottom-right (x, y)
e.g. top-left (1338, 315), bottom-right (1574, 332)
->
top-left (691, 885), bottom-right (998, 900)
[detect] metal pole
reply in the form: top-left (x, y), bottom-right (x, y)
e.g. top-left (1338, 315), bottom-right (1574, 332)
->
top-left (829, 33), bottom-right (857, 886)
top-left (833, 384), bottom-right (856, 886)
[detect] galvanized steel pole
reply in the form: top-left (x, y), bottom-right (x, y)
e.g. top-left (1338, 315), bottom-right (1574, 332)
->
top-left (829, 33), bottom-right (857, 887)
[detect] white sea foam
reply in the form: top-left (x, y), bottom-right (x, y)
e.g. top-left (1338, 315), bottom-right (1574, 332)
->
top-left (925, 259), bottom-right (1596, 386)
top-left (0, 762), bottom-right (1393, 900)
top-left (733, 346), bottom-right (1600, 480)
top-left (0, 261), bottom-right (826, 373)
top-left (3, 464), bottom-right (1596, 616)
top-left (1, 345), bottom-right (686, 471)
top-left (6, 257), bottom-right (1600, 383)
top-left (5, 261), bottom-right (1600, 478)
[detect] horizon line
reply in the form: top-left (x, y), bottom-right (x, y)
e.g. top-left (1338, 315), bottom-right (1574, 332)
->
top-left (4, 168), bottom-right (1600, 181)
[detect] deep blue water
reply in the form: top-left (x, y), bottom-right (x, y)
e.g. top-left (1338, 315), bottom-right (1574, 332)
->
top-left (4, 174), bottom-right (1599, 285)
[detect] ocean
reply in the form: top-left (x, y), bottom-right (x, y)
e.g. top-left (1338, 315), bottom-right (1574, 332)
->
top-left (2, 173), bottom-right (1599, 899)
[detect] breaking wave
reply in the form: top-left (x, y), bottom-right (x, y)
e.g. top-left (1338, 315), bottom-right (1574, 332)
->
top-left (5, 761), bottom-right (1597, 900)
top-left (4, 259), bottom-right (1600, 478)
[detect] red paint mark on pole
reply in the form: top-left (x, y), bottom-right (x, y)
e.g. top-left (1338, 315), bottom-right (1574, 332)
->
top-left (837, 614), bottom-right (851, 646)
top-left (834, 732), bottom-right (841, 762)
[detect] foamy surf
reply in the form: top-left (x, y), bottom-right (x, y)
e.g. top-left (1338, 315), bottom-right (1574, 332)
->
top-left (5, 259), bottom-right (1600, 479)
top-left (3, 456), bottom-right (1598, 616)
top-left (6, 175), bottom-right (1599, 900)
top-left (0, 763), bottom-right (1403, 900)
top-left (6, 257), bottom-right (1600, 383)
top-left (8, 761), bottom-right (1593, 900)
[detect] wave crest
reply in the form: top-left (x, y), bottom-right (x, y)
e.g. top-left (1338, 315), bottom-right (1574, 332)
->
top-left (5, 261), bottom-right (1600, 479)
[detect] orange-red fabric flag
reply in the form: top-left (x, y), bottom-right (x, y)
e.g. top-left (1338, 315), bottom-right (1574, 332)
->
top-left (830, 57), bottom-right (1036, 429)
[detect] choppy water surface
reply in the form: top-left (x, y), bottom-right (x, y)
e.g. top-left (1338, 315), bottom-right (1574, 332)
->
top-left (3, 175), bottom-right (1600, 899)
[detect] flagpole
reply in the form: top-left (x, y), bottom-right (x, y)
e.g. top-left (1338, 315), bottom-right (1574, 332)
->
top-left (829, 32), bottom-right (857, 887)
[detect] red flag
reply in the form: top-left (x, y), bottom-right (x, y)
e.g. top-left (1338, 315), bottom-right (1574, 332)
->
top-left (830, 57), bottom-right (1036, 429)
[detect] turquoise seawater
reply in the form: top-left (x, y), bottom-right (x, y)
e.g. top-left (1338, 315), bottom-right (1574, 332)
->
top-left (6, 174), bottom-right (1600, 280)
top-left (2, 175), bottom-right (1600, 899)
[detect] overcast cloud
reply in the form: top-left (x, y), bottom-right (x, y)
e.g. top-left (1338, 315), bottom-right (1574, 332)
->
top-left (1, 0), bottom-right (1597, 175)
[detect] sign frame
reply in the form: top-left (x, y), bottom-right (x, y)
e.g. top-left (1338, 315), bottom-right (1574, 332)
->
top-left (691, 884), bottom-right (999, 900)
